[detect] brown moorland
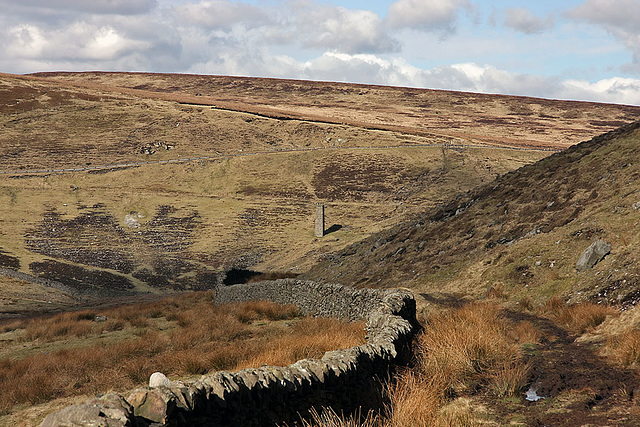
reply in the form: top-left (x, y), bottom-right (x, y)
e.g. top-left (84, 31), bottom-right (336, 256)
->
top-left (306, 121), bottom-right (640, 306)
top-left (4, 72), bottom-right (640, 425)
top-left (29, 71), bottom-right (640, 150)
top-left (1, 72), bottom-right (638, 317)
top-left (0, 296), bottom-right (364, 426)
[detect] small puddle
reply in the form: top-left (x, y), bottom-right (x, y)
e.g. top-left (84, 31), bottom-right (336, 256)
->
top-left (525, 386), bottom-right (545, 402)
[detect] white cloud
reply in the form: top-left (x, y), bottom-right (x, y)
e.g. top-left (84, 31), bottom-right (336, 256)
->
top-left (570, 0), bottom-right (640, 33)
top-left (174, 0), bottom-right (269, 30)
top-left (0, 15), bottom-right (180, 72)
top-left (0, 0), bottom-right (157, 15)
top-left (562, 77), bottom-right (640, 105)
top-left (504, 7), bottom-right (554, 34)
top-left (569, 0), bottom-right (640, 71)
top-left (83, 26), bottom-right (150, 60)
top-left (431, 63), bottom-right (561, 96)
top-left (387, 0), bottom-right (471, 33)
top-left (436, 63), bottom-right (640, 105)
top-left (295, 5), bottom-right (398, 54)
top-left (302, 52), bottom-right (421, 86)
top-left (6, 22), bottom-right (151, 61)
top-left (171, 1), bottom-right (398, 57)
top-left (5, 25), bottom-right (47, 58)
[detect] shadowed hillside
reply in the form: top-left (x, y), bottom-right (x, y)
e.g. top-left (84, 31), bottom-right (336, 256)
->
top-left (305, 121), bottom-right (640, 306)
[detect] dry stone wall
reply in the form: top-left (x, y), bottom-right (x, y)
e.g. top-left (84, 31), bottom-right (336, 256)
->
top-left (41, 279), bottom-right (418, 427)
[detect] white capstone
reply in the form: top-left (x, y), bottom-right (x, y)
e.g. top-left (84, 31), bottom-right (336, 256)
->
top-left (149, 372), bottom-right (171, 388)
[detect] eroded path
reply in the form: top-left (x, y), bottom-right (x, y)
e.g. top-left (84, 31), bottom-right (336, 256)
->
top-left (417, 293), bottom-right (640, 425)
top-left (486, 310), bottom-right (640, 426)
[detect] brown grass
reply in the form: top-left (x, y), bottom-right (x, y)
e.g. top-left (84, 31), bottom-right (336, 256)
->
top-left (235, 300), bottom-right (301, 323)
top-left (548, 301), bottom-right (616, 335)
top-left (0, 293), bottom-right (364, 416)
top-left (603, 330), bottom-right (640, 368)
top-left (234, 317), bottom-right (365, 369)
top-left (387, 370), bottom-right (444, 426)
top-left (386, 302), bottom-right (530, 426)
top-left (507, 320), bottom-right (541, 345)
top-left (297, 407), bottom-right (381, 427)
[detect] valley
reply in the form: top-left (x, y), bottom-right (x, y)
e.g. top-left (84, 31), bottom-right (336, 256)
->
top-left (3, 72), bottom-right (640, 425)
top-left (2, 72), bottom-right (638, 316)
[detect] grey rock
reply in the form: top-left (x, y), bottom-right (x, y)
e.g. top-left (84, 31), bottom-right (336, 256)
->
top-left (127, 388), bottom-right (176, 424)
top-left (123, 214), bottom-right (140, 229)
top-left (576, 239), bottom-right (611, 272)
top-left (40, 393), bottom-right (133, 427)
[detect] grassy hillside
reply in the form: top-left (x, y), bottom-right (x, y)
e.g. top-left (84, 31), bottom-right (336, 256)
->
top-left (1, 72), bottom-right (639, 316)
top-left (3, 72), bottom-right (640, 425)
top-left (305, 121), bottom-right (640, 307)
top-left (31, 71), bottom-right (640, 150)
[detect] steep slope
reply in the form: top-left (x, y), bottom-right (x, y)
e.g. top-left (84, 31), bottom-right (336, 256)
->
top-left (305, 121), bottom-right (640, 306)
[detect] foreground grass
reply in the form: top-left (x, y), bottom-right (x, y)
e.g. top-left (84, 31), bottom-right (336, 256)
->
top-left (3, 289), bottom-right (630, 426)
top-left (306, 299), bottom-right (628, 427)
top-left (0, 292), bottom-right (365, 417)
top-left (299, 301), bottom-right (534, 427)
top-left (386, 302), bottom-right (533, 426)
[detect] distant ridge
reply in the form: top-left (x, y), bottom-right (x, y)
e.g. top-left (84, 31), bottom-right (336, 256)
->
top-left (28, 71), bottom-right (640, 151)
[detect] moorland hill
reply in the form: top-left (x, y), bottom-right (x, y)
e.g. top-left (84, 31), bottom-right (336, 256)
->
top-left (1, 72), bottom-right (639, 317)
top-left (305, 121), bottom-right (640, 308)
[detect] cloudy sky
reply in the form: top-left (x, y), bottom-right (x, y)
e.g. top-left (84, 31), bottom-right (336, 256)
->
top-left (2, 0), bottom-right (640, 105)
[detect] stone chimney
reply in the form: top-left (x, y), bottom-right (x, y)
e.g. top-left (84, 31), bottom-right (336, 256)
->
top-left (315, 203), bottom-right (325, 237)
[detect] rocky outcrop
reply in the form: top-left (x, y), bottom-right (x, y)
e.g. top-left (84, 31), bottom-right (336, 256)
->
top-left (41, 279), bottom-right (417, 426)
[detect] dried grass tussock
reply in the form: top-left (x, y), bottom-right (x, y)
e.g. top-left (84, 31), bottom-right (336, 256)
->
top-left (0, 293), bottom-right (365, 418)
top-left (603, 329), bottom-right (640, 368)
top-left (386, 302), bottom-right (532, 426)
top-left (545, 298), bottom-right (617, 335)
top-left (234, 317), bottom-right (366, 369)
top-left (297, 407), bottom-right (381, 427)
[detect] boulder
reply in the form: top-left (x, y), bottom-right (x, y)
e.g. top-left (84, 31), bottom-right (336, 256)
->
top-left (576, 240), bottom-right (611, 272)
top-left (40, 393), bottom-right (133, 427)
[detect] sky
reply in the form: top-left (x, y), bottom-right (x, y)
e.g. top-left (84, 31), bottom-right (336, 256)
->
top-left (1, 0), bottom-right (640, 105)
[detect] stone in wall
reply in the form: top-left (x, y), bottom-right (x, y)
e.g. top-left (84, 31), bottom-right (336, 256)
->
top-left (40, 394), bottom-right (133, 427)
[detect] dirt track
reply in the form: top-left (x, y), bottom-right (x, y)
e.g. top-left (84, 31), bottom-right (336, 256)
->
top-left (490, 310), bottom-right (640, 426)
top-left (28, 72), bottom-right (640, 151)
